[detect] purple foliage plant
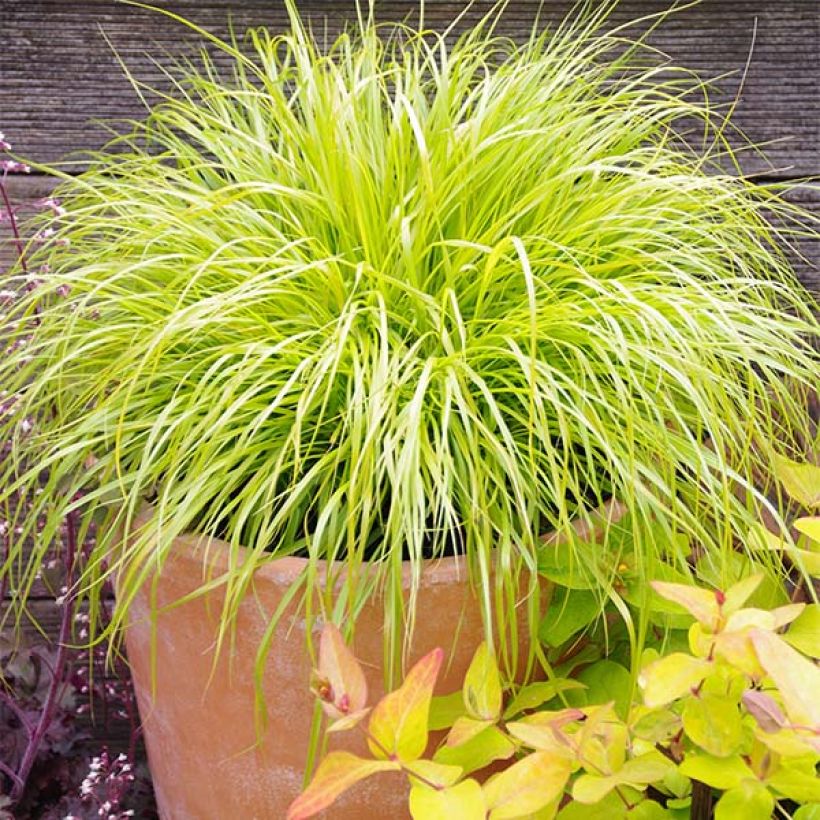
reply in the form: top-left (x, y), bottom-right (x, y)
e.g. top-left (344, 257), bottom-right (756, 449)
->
top-left (0, 134), bottom-right (156, 820)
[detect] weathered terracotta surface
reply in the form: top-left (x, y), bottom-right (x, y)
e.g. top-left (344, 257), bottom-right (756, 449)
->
top-left (123, 516), bottom-right (535, 819)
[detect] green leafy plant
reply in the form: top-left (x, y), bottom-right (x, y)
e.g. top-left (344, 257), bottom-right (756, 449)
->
top-left (292, 565), bottom-right (820, 819)
top-left (0, 1), bottom-right (817, 673)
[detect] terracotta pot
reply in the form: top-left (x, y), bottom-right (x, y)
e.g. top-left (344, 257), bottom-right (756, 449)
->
top-left (122, 512), bottom-right (540, 820)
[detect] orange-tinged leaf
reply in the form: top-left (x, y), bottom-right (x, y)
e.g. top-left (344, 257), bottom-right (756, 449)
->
top-left (314, 623), bottom-right (368, 720)
top-left (368, 647), bottom-right (443, 762)
top-left (771, 603), bottom-right (806, 629)
top-left (638, 653), bottom-right (712, 707)
top-left (483, 752), bottom-right (572, 819)
top-left (409, 779), bottom-right (486, 820)
top-left (463, 641), bottom-right (503, 721)
top-left (326, 708), bottom-right (371, 733)
top-left (650, 581), bottom-right (720, 628)
top-left (750, 628), bottom-right (820, 727)
top-left (724, 608), bottom-right (776, 633)
top-left (712, 630), bottom-right (763, 678)
top-left (506, 721), bottom-right (574, 757)
top-left (404, 759), bottom-right (463, 788)
top-left (446, 716), bottom-right (495, 747)
top-left (518, 707), bottom-right (586, 728)
top-left (286, 752), bottom-right (399, 819)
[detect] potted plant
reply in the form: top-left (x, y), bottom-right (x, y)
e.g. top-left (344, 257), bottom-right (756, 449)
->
top-left (0, 3), bottom-right (817, 817)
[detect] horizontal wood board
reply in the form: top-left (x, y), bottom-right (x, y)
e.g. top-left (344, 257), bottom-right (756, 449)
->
top-left (0, 1), bottom-right (818, 174)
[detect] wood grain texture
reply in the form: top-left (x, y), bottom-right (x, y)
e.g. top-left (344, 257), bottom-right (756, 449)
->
top-left (0, 1), bottom-right (818, 174)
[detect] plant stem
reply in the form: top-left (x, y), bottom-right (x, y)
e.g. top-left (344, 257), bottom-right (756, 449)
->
top-left (690, 779), bottom-right (713, 820)
top-left (9, 509), bottom-right (78, 803)
top-left (0, 172), bottom-right (28, 273)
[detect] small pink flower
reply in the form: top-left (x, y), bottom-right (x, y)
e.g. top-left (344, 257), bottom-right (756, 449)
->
top-left (1, 159), bottom-right (30, 173)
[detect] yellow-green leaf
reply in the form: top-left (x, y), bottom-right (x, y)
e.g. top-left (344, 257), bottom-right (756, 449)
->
top-left (749, 524), bottom-right (820, 576)
top-left (286, 752), bottom-right (399, 819)
top-left (682, 694), bottom-right (743, 757)
top-left (463, 642), bottom-right (503, 721)
top-left (433, 725), bottom-right (516, 774)
top-left (679, 753), bottom-right (755, 790)
top-left (572, 773), bottom-right (617, 804)
top-left (630, 706), bottom-right (681, 743)
top-left (483, 752), bottom-right (572, 820)
top-left (768, 767), bottom-right (820, 803)
top-left (519, 707), bottom-right (587, 728)
top-left (409, 779), bottom-right (486, 820)
top-left (714, 781), bottom-right (774, 820)
top-left (404, 759), bottom-right (463, 788)
top-left (638, 653), bottom-right (712, 707)
top-left (785, 604), bottom-right (820, 658)
top-left (772, 453), bottom-right (820, 509)
top-left (750, 628), bottom-right (820, 727)
top-left (555, 790), bottom-right (628, 819)
top-left (795, 516), bottom-right (820, 545)
top-left (446, 716), bottom-right (495, 747)
top-left (723, 574), bottom-right (764, 615)
top-left (504, 680), bottom-right (586, 720)
top-left (429, 690), bottom-right (468, 730)
top-left (368, 647), bottom-right (443, 762)
top-left (618, 752), bottom-right (673, 785)
top-left (313, 623), bottom-right (368, 720)
top-left (712, 630), bottom-right (763, 678)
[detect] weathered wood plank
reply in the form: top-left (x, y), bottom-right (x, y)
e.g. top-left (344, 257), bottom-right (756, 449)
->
top-left (0, 1), bottom-right (818, 175)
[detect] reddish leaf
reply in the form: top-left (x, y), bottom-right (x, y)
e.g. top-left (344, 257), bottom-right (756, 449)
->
top-left (286, 751), bottom-right (399, 819)
top-left (750, 628), bottom-right (820, 727)
top-left (446, 716), bottom-right (495, 747)
top-left (313, 623), bottom-right (368, 720)
top-left (650, 582), bottom-right (720, 628)
top-left (742, 690), bottom-right (786, 733)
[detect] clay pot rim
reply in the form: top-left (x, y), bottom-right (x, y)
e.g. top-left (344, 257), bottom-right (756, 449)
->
top-left (133, 503), bottom-right (470, 589)
top-left (132, 499), bottom-right (624, 591)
